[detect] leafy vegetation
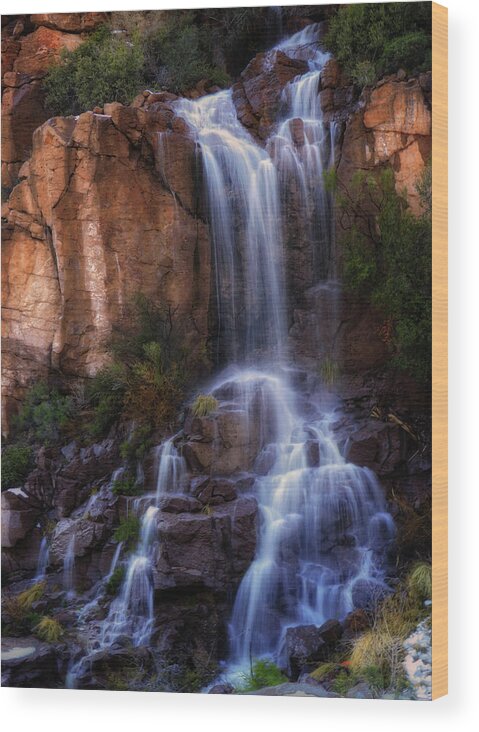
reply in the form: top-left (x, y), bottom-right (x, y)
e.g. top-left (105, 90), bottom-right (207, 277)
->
top-left (325, 2), bottom-right (432, 86)
top-left (1, 444), bottom-right (33, 490)
top-left (119, 425), bottom-right (154, 463)
top-left (34, 616), bottom-right (64, 643)
top-left (336, 165), bottom-right (431, 382)
top-left (87, 294), bottom-right (191, 437)
top-left (105, 565), bottom-right (126, 596)
top-left (111, 474), bottom-right (140, 497)
top-left (236, 659), bottom-right (287, 692)
top-left (44, 25), bottom-right (145, 115)
top-left (191, 394), bottom-right (218, 418)
top-left (2, 582), bottom-right (46, 636)
top-left (13, 382), bottom-right (75, 443)
top-left (113, 516), bottom-right (140, 547)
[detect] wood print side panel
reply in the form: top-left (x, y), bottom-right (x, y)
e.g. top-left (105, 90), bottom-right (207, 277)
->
top-left (431, 1), bottom-right (448, 701)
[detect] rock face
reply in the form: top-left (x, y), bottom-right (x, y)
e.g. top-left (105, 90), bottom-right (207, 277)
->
top-left (2, 104), bottom-right (211, 431)
top-left (1, 14), bottom-right (107, 189)
top-left (232, 50), bottom-right (307, 139)
top-left (1, 636), bottom-right (62, 688)
top-left (284, 620), bottom-right (343, 680)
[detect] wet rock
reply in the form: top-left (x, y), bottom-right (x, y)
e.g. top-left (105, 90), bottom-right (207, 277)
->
top-left (249, 681), bottom-right (339, 697)
top-left (284, 625), bottom-right (328, 680)
top-left (208, 683), bottom-right (235, 694)
top-left (191, 478), bottom-right (237, 505)
top-left (321, 59), bottom-right (341, 89)
top-left (154, 496), bottom-right (257, 592)
top-left (351, 578), bottom-right (391, 610)
top-left (1, 636), bottom-right (62, 688)
top-left (158, 494), bottom-right (203, 514)
top-left (346, 421), bottom-right (407, 475)
top-left (316, 618), bottom-right (343, 646)
top-left (233, 50), bottom-right (307, 139)
top-left (1, 489), bottom-right (40, 548)
top-left (50, 517), bottom-right (106, 566)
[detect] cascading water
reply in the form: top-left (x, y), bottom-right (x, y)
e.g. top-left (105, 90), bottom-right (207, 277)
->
top-left (35, 535), bottom-right (50, 581)
top-left (100, 438), bottom-right (187, 648)
top-left (173, 22), bottom-right (396, 675)
top-left (63, 535), bottom-right (76, 599)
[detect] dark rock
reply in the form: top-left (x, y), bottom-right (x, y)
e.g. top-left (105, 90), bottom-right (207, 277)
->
top-left (248, 681), bottom-right (339, 697)
top-left (158, 494), bottom-right (203, 513)
top-left (1, 489), bottom-right (40, 548)
top-left (351, 578), bottom-right (391, 610)
top-left (284, 625), bottom-right (328, 680)
top-left (317, 618), bottom-right (343, 646)
top-left (1, 636), bottom-right (62, 688)
top-left (208, 683), bottom-right (235, 694)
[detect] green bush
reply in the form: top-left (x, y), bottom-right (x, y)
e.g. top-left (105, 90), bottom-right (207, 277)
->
top-left (119, 425), bottom-right (153, 463)
top-left (44, 25), bottom-right (145, 115)
top-left (13, 383), bottom-right (75, 443)
top-left (236, 659), bottom-right (287, 692)
top-left (339, 166), bottom-right (431, 382)
top-left (105, 565), bottom-right (126, 596)
top-left (143, 14), bottom-right (229, 93)
top-left (113, 516), bottom-right (140, 546)
top-left (1, 444), bottom-right (33, 490)
top-left (325, 2), bottom-right (431, 86)
top-left (111, 474), bottom-right (140, 497)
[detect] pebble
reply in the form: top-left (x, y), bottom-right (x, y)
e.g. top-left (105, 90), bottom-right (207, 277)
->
top-left (402, 616), bottom-right (432, 700)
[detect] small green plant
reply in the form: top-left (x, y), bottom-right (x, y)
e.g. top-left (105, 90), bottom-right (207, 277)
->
top-left (111, 474), bottom-right (140, 497)
top-left (236, 659), bottom-right (287, 693)
top-left (1, 444), bottom-right (33, 490)
top-left (113, 516), bottom-right (140, 546)
top-left (105, 565), bottom-right (126, 596)
top-left (332, 669), bottom-right (357, 695)
top-left (319, 355), bottom-right (340, 386)
top-left (191, 394), bottom-right (219, 418)
top-left (34, 616), bottom-right (63, 643)
top-left (119, 425), bottom-right (153, 463)
top-left (2, 581), bottom-right (46, 635)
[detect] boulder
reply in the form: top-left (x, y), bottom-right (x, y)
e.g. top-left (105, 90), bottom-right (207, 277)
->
top-left (284, 625), bottom-right (327, 680)
top-left (1, 489), bottom-right (40, 548)
top-left (249, 681), bottom-right (339, 697)
top-left (342, 608), bottom-right (371, 639)
top-left (1, 636), bottom-right (62, 688)
top-left (351, 578), bottom-right (391, 610)
top-left (154, 496), bottom-right (257, 592)
top-left (208, 683), bottom-right (235, 694)
top-left (158, 494), bottom-right (203, 514)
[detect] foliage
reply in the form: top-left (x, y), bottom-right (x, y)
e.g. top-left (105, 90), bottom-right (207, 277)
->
top-left (105, 565), bottom-right (126, 596)
top-left (236, 658), bottom-right (287, 692)
top-left (111, 474), bottom-right (140, 497)
top-left (339, 166), bottom-right (431, 382)
top-left (44, 25), bottom-right (145, 115)
top-left (319, 355), bottom-right (340, 386)
top-left (143, 12), bottom-right (229, 93)
top-left (113, 516), bottom-right (140, 546)
top-left (87, 294), bottom-right (190, 436)
top-left (2, 582), bottom-right (46, 635)
top-left (13, 382), bottom-right (75, 444)
top-left (191, 394), bottom-right (219, 418)
top-left (120, 425), bottom-right (153, 463)
top-left (1, 444), bottom-right (33, 490)
top-left (407, 562), bottom-right (432, 602)
top-left (34, 616), bottom-right (63, 643)
top-left (325, 2), bottom-right (431, 86)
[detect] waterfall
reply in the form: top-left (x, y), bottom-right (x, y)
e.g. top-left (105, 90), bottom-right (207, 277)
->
top-left (35, 536), bottom-right (50, 581)
top-left (100, 438), bottom-right (186, 648)
top-left (172, 22), bottom-right (396, 675)
top-left (63, 535), bottom-right (76, 599)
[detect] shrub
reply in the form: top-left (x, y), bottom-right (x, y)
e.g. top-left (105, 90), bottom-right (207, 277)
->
top-left (191, 394), bottom-right (218, 417)
top-left (111, 474), bottom-right (140, 497)
top-left (236, 659), bottom-right (287, 692)
top-left (325, 2), bottom-right (431, 86)
top-left (34, 616), bottom-right (63, 643)
top-left (13, 382), bottom-right (75, 443)
top-left (407, 562), bottom-right (432, 602)
top-left (2, 582), bottom-right (46, 635)
top-left (143, 15), bottom-right (229, 93)
top-left (86, 363), bottom-right (127, 439)
top-left (1, 444), bottom-right (33, 490)
top-left (44, 25), bottom-right (145, 115)
top-left (120, 425), bottom-right (153, 463)
top-left (105, 565), bottom-right (126, 596)
top-left (113, 516), bottom-right (140, 546)
top-left (339, 166), bottom-right (431, 382)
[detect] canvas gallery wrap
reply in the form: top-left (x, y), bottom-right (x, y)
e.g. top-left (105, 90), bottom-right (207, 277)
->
top-left (1, 2), bottom-right (447, 699)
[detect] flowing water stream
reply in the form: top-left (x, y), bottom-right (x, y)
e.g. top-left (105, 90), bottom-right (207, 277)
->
top-left (67, 23), bottom-right (395, 687)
